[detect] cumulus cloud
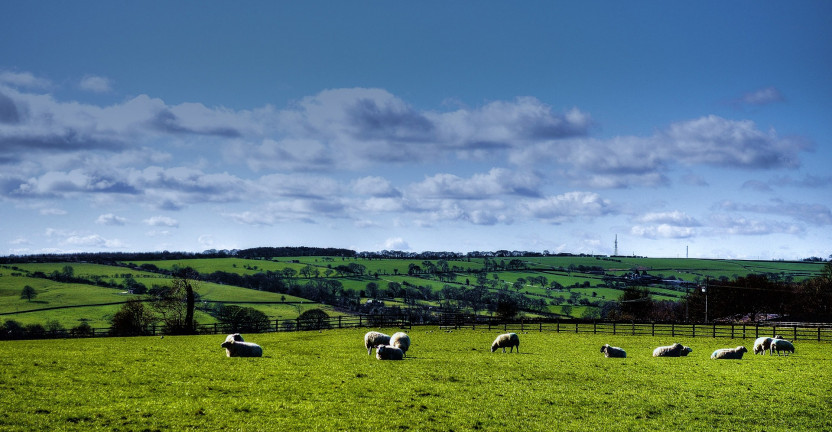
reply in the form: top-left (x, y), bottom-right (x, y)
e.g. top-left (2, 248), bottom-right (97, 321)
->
top-left (383, 237), bottom-right (410, 250)
top-left (523, 192), bottom-right (615, 223)
top-left (0, 70), bottom-right (51, 88)
top-left (144, 216), bottom-right (179, 227)
top-left (631, 211), bottom-right (700, 239)
top-left (96, 213), bottom-right (127, 225)
top-left (352, 176), bottom-right (401, 198)
top-left (409, 168), bottom-right (540, 200)
top-left (79, 75), bottom-right (112, 93)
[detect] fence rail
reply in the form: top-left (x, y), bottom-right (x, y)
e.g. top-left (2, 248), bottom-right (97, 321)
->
top-left (3, 314), bottom-right (832, 342)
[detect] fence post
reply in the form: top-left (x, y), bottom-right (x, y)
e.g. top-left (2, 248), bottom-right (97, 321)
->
top-left (338, 316), bottom-right (342, 329)
top-left (672, 323), bottom-right (675, 338)
top-left (631, 321), bottom-right (635, 336)
top-left (557, 319), bottom-right (560, 333)
top-left (651, 322), bottom-right (655, 337)
top-left (593, 321), bottom-right (597, 335)
top-left (540, 321), bottom-right (542, 332)
top-left (521, 319), bottom-right (524, 333)
top-left (612, 321), bottom-right (615, 335)
top-left (819, 327), bottom-right (822, 342)
top-left (730, 324), bottom-right (734, 339)
top-left (712, 323), bottom-right (716, 338)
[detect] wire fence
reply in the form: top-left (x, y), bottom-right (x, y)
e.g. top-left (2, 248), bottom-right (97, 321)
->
top-left (3, 314), bottom-right (832, 342)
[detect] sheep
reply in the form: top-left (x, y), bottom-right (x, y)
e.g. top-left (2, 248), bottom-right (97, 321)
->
top-left (390, 332), bottom-right (411, 357)
top-left (491, 333), bottom-right (520, 353)
top-left (753, 337), bottom-right (773, 355)
top-left (222, 333), bottom-right (246, 356)
top-left (680, 346), bottom-right (693, 356)
top-left (600, 344), bottom-right (626, 358)
top-left (220, 339), bottom-right (262, 357)
top-left (375, 345), bottom-right (404, 360)
top-left (711, 346), bottom-right (748, 359)
top-left (364, 331), bottom-right (391, 355)
top-left (652, 343), bottom-right (687, 357)
top-left (770, 339), bottom-right (795, 356)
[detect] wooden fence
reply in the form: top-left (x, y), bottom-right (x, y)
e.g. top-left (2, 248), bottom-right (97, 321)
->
top-left (4, 314), bottom-right (832, 342)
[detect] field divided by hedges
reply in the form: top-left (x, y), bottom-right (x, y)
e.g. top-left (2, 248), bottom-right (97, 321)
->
top-left (1, 328), bottom-right (830, 431)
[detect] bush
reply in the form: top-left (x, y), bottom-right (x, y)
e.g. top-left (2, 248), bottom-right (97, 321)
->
top-left (110, 299), bottom-right (154, 336)
top-left (1, 320), bottom-right (25, 340)
top-left (214, 305), bottom-right (271, 333)
top-left (297, 309), bottom-right (331, 331)
top-left (71, 322), bottom-right (94, 337)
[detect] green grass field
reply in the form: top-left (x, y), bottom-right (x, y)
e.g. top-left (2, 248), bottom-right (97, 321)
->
top-left (1, 328), bottom-right (829, 431)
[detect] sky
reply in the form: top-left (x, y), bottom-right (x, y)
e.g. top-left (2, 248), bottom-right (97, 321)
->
top-left (1, 1), bottom-right (831, 260)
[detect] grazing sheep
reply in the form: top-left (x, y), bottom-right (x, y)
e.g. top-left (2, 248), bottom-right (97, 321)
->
top-left (711, 346), bottom-right (748, 360)
top-left (491, 333), bottom-right (520, 353)
top-left (364, 331), bottom-right (391, 355)
top-left (652, 343), bottom-right (687, 357)
top-left (375, 345), bottom-right (404, 360)
top-left (600, 344), bottom-right (626, 358)
top-left (390, 332), bottom-right (411, 357)
top-left (770, 339), bottom-right (795, 356)
top-left (220, 339), bottom-right (263, 357)
top-left (680, 346), bottom-right (693, 356)
top-left (753, 337), bottom-right (773, 355)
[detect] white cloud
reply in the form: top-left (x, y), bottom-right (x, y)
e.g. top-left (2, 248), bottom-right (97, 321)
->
top-left (739, 86), bottom-right (784, 106)
top-left (0, 70), bottom-right (51, 88)
top-left (383, 237), bottom-right (410, 250)
top-left (79, 75), bottom-right (112, 93)
top-left (96, 213), bottom-right (127, 225)
top-left (523, 192), bottom-right (615, 223)
top-left (144, 216), bottom-right (179, 227)
top-left (631, 224), bottom-right (696, 239)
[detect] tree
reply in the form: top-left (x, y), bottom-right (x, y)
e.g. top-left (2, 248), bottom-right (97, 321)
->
top-left (20, 285), bottom-right (37, 302)
top-left (297, 308), bottom-right (331, 330)
top-left (152, 268), bottom-right (199, 334)
top-left (215, 305), bottom-right (271, 333)
top-left (110, 299), bottom-right (154, 336)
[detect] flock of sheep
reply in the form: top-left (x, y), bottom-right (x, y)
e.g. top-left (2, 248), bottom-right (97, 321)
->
top-left (601, 335), bottom-right (796, 360)
top-left (218, 330), bottom-right (796, 360)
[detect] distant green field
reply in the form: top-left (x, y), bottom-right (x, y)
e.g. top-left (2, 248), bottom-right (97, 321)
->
top-left (1, 329), bottom-right (829, 431)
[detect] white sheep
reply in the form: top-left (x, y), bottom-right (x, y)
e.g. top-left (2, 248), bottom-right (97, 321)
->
top-left (390, 332), bottom-right (411, 357)
top-left (491, 333), bottom-right (520, 353)
top-left (652, 343), bottom-right (687, 357)
top-left (710, 346), bottom-right (748, 359)
top-left (364, 331), bottom-right (391, 355)
top-left (753, 337), bottom-right (773, 355)
top-left (223, 333), bottom-right (245, 356)
top-left (220, 339), bottom-right (263, 357)
top-left (600, 344), bottom-right (626, 358)
top-left (375, 344), bottom-right (404, 360)
top-left (770, 339), bottom-right (794, 356)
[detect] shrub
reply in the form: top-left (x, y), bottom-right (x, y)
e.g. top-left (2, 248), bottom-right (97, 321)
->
top-left (297, 309), bottom-right (331, 331)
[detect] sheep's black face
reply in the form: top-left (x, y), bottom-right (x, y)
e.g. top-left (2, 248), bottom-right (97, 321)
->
top-left (221, 341), bottom-right (232, 349)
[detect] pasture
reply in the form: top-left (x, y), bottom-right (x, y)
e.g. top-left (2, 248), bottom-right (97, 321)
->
top-left (1, 328), bottom-right (829, 431)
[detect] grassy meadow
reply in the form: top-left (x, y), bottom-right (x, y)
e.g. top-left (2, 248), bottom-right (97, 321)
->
top-left (1, 328), bottom-right (830, 431)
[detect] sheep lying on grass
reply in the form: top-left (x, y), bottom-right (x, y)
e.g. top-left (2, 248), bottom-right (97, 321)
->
top-left (491, 333), bottom-right (520, 353)
top-left (220, 338), bottom-right (262, 357)
top-left (680, 346), bottom-right (693, 356)
top-left (390, 332), bottom-right (411, 357)
top-left (364, 331), bottom-right (391, 355)
top-left (223, 333), bottom-right (245, 356)
top-left (600, 344), bottom-right (626, 358)
top-left (711, 346), bottom-right (748, 360)
top-left (375, 345), bottom-right (404, 360)
top-left (770, 339), bottom-right (795, 356)
top-left (652, 343), bottom-right (687, 357)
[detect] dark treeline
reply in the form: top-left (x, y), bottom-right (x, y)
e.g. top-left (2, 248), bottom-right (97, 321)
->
top-left (607, 263), bottom-right (832, 323)
top-left (0, 247), bottom-right (602, 264)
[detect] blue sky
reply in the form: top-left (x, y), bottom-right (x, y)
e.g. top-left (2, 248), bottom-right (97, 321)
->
top-left (1, 1), bottom-right (830, 259)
